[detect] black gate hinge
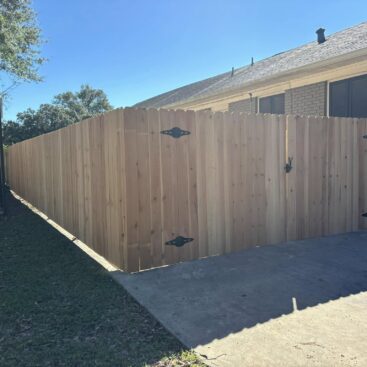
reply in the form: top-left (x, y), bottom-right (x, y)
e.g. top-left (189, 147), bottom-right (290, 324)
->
top-left (166, 236), bottom-right (193, 247)
top-left (362, 212), bottom-right (367, 218)
top-left (160, 127), bottom-right (190, 139)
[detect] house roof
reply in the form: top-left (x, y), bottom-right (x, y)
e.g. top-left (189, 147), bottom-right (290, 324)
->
top-left (134, 22), bottom-right (367, 109)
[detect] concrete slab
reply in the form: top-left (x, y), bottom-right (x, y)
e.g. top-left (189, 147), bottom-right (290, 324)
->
top-left (112, 232), bottom-right (367, 366)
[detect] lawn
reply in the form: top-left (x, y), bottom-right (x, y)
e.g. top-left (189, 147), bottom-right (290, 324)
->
top-left (0, 192), bottom-right (205, 367)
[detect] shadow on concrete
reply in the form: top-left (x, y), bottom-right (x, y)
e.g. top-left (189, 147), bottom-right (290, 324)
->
top-left (113, 231), bottom-right (367, 348)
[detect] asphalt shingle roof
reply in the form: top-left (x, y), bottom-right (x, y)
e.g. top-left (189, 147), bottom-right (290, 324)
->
top-left (134, 22), bottom-right (367, 109)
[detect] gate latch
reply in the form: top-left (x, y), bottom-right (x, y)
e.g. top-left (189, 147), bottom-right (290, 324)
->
top-left (362, 213), bottom-right (367, 218)
top-left (363, 135), bottom-right (367, 139)
top-left (284, 157), bottom-right (293, 173)
top-left (166, 236), bottom-right (193, 247)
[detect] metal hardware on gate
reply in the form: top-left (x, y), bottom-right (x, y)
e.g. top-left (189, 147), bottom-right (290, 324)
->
top-left (284, 157), bottom-right (293, 173)
top-left (362, 212), bottom-right (367, 218)
top-left (165, 236), bottom-right (194, 247)
top-left (363, 134), bottom-right (367, 139)
top-left (160, 127), bottom-right (191, 139)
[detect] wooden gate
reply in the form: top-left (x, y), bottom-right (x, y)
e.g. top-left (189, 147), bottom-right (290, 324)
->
top-left (123, 110), bottom-right (287, 271)
top-left (123, 108), bottom-right (200, 271)
top-left (287, 116), bottom-right (361, 240)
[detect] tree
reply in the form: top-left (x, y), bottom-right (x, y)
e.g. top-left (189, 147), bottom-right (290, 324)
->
top-left (0, 0), bottom-right (45, 82)
top-left (3, 120), bottom-right (26, 145)
top-left (0, 0), bottom-right (45, 213)
top-left (54, 84), bottom-right (113, 121)
top-left (3, 85), bottom-right (113, 145)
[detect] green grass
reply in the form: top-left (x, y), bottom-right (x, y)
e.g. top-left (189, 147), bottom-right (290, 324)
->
top-left (0, 192), bottom-right (205, 367)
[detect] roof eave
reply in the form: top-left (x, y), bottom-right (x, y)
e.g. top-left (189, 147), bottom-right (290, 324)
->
top-left (162, 47), bottom-right (367, 109)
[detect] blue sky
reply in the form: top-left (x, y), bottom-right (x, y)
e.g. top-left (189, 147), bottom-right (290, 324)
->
top-left (3, 0), bottom-right (367, 120)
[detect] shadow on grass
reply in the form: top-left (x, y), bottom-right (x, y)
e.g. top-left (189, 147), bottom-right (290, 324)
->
top-left (0, 192), bottom-right (201, 367)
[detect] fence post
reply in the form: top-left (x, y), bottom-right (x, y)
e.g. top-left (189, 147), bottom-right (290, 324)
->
top-left (0, 96), bottom-right (7, 216)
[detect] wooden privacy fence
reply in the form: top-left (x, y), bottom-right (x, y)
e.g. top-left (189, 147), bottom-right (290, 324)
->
top-left (6, 108), bottom-right (367, 272)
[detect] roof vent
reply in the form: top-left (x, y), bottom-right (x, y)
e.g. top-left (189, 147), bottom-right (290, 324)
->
top-left (316, 28), bottom-right (326, 44)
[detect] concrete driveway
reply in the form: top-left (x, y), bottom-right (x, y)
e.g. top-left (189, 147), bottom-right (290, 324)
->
top-left (113, 232), bottom-right (367, 367)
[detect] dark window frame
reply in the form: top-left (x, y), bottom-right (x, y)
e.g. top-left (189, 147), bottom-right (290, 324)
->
top-left (259, 93), bottom-right (285, 114)
top-left (329, 74), bottom-right (367, 118)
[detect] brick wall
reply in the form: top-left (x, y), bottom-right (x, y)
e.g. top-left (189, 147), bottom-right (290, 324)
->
top-left (228, 97), bottom-right (258, 113)
top-left (227, 82), bottom-right (327, 116)
top-left (285, 82), bottom-right (327, 116)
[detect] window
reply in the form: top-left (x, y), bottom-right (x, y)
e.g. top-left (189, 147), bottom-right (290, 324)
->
top-left (329, 74), bottom-right (367, 118)
top-left (259, 94), bottom-right (285, 114)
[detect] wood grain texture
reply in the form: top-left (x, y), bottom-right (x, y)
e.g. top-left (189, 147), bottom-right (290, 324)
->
top-left (5, 109), bottom-right (367, 272)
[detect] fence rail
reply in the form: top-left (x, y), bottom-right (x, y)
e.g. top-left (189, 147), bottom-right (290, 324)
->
top-left (6, 108), bottom-right (367, 272)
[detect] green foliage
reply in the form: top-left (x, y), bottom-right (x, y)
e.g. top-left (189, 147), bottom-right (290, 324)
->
top-left (3, 105), bottom-right (71, 144)
top-left (2, 120), bottom-right (25, 145)
top-left (3, 85), bottom-right (113, 145)
top-left (54, 84), bottom-right (113, 121)
top-left (0, 0), bottom-right (45, 82)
